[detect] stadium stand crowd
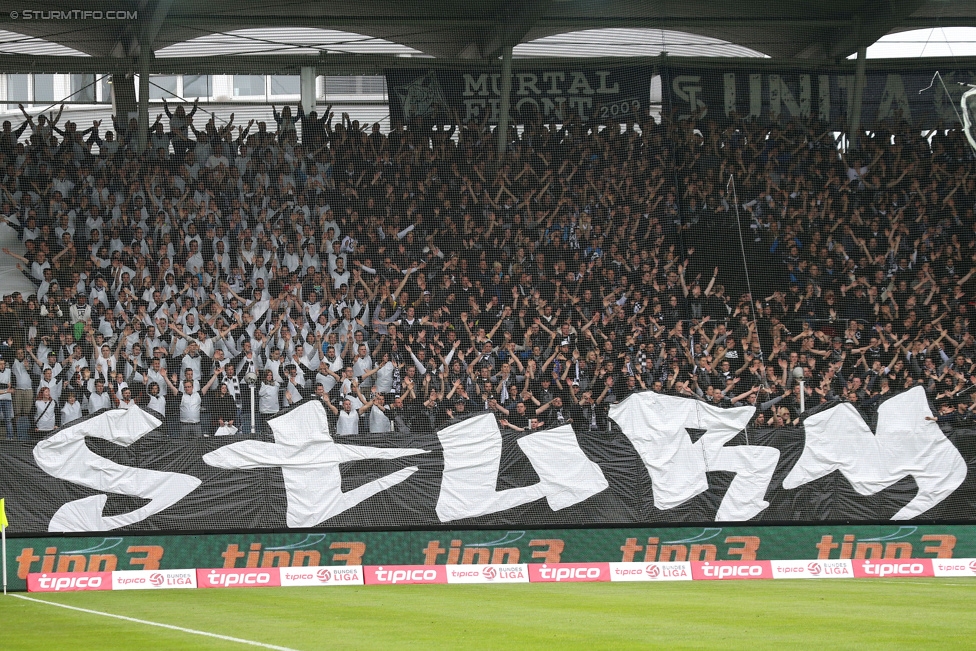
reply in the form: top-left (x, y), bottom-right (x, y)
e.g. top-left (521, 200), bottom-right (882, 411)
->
top-left (1, 98), bottom-right (976, 440)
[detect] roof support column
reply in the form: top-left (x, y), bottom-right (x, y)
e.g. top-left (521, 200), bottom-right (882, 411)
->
top-left (137, 42), bottom-right (150, 154)
top-left (300, 66), bottom-right (317, 115)
top-left (849, 45), bottom-right (867, 151)
top-left (111, 74), bottom-right (136, 128)
top-left (496, 44), bottom-right (513, 162)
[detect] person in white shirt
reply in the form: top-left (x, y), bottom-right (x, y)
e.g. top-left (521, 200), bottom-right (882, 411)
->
top-left (165, 371), bottom-right (218, 438)
top-left (185, 239), bottom-right (204, 275)
top-left (352, 344), bottom-right (374, 389)
top-left (145, 382), bottom-right (166, 420)
top-left (30, 250), bottom-right (52, 282)
top-left (372, 352), bottom-right (397, 395)
top-left (13, 349), bottom-right (35, 418)
top-left (284, 365), bottom-right (305, 405)
top-left (39, 367), bottom-right (63, 404)
top-left (70, 293), bottom-right (92, 324)
top-left (221, 363), bottom-right (243, 409)
top-left (94, 344), bottom-right (116, 380)
top-left (302, 242), bottom-right (321, 276)
top-left (137, 357), bottom-right (168, 396)
top-left (117, 386), bottom-right (138, 410)
top-left (0, 358), bottom-right (14, 438)
top-left (264, 347), bottom-right (284, 384)
top-left (257, 370), bottom-right (281, 435)
top-left (330, 257), bottom-right (350, 289)
top-left (60, 391), bottom-right (82, 425)
top-left (34, 386), bottom-right (57, 434)
top-left (366, 391), bottom-right (394, 435)
top-left (323, 393), bottom-right (370, 437)
top-left (316, 346), bottom-right (343, 394)
top-left (88, 378), bottom-right (112, 414)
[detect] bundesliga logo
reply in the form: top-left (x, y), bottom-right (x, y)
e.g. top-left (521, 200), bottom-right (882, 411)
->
top-left (482, 567), bottom-right (497, 580)
top-left (316, 568), bottom-right (332, 583)
top-left (807, 562), bottom-right (822, 575)
top-left (969, 561), bottom-right (976, 574)
top-left (149, 573), bottom-right (165, 587)
top-left (646, 565), bottom-right (660, 578)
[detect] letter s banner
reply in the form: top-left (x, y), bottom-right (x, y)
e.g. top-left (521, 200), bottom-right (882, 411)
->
top-left (852, 559), bottom-right (934, 579)
top-left (691, 561), bottom-right (773, 580)
top-left (363, 565), bottom-right (447, 585)
top-left (28, 571), bottom-right (113, 592)
top-left (770, 560), bottom-right (854, 579)
top-left (445, 564), bottom-right (529, 584)
top-left (527, 562), bottom-right (611, 583)
top-left (196, 567), bottom-right (281, 588)
top-left (609, 562), bottom-right (692, 582)
top-left (932, 558), bottom-right (976, 578)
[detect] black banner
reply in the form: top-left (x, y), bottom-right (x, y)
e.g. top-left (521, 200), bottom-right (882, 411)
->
top-left (385, 66), bottom-right (653, 125)
top-left (386, 63), bottom-right (976, 129)
top-left (2, 388), bottom-right (975, 535)
top-left (661, 66), bottom-right (976, 128)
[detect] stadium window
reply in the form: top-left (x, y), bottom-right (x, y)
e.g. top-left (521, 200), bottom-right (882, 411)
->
top-left (360, 76), bottom-right (387, 95)
top-left (149, 75), bottom-right (178, 99)
top-left (183, 75), bottom-right (211, 99)
top-left (99, 76), bottom-right (112, 103)
top-left (6, 74), bottom-right (28, 108)
top-left (70, 74), bottom-right (96, 103)
top-left (324, 75), bottom-right (386, 98)
top-left (33, 74), bottom-right (54, 103)
top-left (233, 75), bottom-right (265, 97)
top-left (324, 76), bottom-right (354, 96)
top-left (271, 75), bottom-right (300, 96)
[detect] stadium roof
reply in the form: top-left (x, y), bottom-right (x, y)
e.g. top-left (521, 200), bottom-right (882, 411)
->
top-left (0, 0), bottom-right (974, 70)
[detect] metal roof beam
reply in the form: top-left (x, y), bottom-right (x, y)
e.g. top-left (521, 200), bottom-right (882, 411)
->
top-left (158, 15), bottom-right (854, 29)
top-left (899, 17), bottom-right (976, 28)
top-left (138, 0), bottom-right (176, 53)
top-left (5, 52), bottom-right (976, 76)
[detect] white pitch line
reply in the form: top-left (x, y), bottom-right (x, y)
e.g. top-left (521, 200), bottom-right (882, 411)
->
top-left (9, 593), bottom-right (301, 651)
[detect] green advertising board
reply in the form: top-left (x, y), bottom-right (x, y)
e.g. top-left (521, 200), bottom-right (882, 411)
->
top-left (4, 524), bottom-right (968, 591)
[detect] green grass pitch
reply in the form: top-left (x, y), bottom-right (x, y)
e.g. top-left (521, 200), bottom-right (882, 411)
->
top-left (3, 579), bottom-right (975, 650)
